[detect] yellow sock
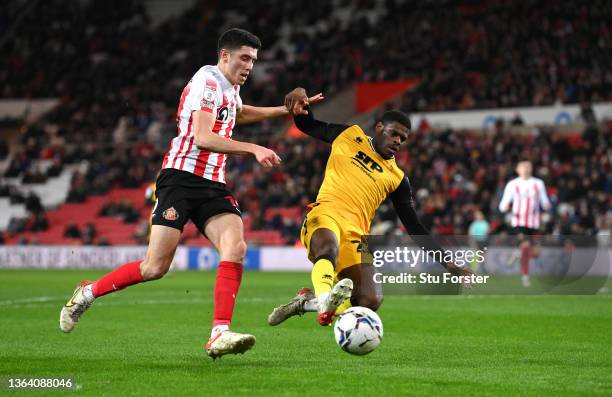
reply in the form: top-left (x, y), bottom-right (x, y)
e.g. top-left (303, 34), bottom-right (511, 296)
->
top-left (334, 299), bottom-right (352, 316)
top-left (311, 258), bottom-right (334, 297)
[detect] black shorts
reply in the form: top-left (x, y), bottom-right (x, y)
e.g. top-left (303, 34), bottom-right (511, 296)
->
top-left (151, 169), bottom-right (241, 234)
top-left (511, 227), bottom-right (538, 243)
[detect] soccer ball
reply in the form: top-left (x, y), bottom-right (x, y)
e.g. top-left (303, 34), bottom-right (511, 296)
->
top-left (333, 306), bottom-right (383, 355)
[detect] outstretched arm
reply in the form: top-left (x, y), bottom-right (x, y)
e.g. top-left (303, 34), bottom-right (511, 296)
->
top-left (294, 105), bottom-right (349, 143)
top-left (236, 105), bottom-right (289, 125)
top-left (193, 110), bottom-right (281, 168)
top-left (236, 88), bottom-right (325, 124)
top-left (285, 87), bottom-right (348, 143)
top-left (389, 177), bottom-right (474, 284)
top-left (389, 178), bottom-right (446, 263)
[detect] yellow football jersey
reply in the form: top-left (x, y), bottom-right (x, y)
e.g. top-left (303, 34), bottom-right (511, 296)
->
top-left (315, 125), bottom-right (405, 233)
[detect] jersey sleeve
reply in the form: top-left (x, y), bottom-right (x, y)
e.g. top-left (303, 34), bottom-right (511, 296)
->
top-left (498, 180), bottom-right (514, 212)
top-left (389, 177), bottom-right (426, 235)
top-left (194, 73), bottom-right (222, 114)
top-left (389, 177), bottom-right (449, 269)
top-left (294, 106), bottom-right (349, 143)
top-left (538, 179), bottom-right (551, 209)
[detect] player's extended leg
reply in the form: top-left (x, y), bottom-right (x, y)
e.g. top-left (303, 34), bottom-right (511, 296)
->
top-left (59, 225), bottom-right (181, 333)
top-left (202, 213), bottom-right (255, 358)
top-left (338, 264), bottom-right (383, 311)
top-left (268, 227), bottom-right (353, 326)
top-left (306, 228), bottom-right (353, 325)
top-left (308, 228), bottom-right (339, 297)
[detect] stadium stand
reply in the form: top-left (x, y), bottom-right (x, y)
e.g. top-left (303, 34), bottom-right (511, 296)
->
top-left (0, 0), bottom-right (610, 246)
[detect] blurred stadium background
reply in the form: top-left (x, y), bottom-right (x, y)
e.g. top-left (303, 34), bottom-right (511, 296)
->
top-left (1, 2), bottom-right (611, 396)
top-left (0, 0), bottom-right (609, 271)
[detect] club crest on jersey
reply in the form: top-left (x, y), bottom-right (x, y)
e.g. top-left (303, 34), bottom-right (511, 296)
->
top-left (203, 87), bottom-right (216, 103)
top-left (203, 79), bottom-right (217, 103)
top-left (162, 207), bottom-right (179, 221)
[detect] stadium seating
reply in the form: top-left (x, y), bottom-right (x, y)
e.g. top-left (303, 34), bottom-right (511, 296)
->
top-left (0, 198), bottom-right (28, 231)
top-left (4, 184), bottom-right (149, 245)
top-left (1, 0), bottom-right (610, 246)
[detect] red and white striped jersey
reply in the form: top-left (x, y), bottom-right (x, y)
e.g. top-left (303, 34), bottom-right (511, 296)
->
top-left (499, 177), bottom-right (551, 229)
top-left (162, 65), bottom-right (242, 184)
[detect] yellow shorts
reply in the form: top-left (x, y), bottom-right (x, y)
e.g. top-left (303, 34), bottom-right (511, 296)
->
top-left (300, 203), bottom-right (367, 274)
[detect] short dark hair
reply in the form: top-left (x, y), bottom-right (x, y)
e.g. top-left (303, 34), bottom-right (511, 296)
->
top-left (378, 110), bottom-right (411, 130)
top-left (218, 28), bottom-right (261, 55)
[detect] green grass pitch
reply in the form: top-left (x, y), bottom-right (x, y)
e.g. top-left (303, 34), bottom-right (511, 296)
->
top-left (1, 270), bottom-right (611, 396)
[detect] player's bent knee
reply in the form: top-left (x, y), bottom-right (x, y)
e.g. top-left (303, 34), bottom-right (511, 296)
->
top-left (354, 294), bottom-right (383, 311)
top-left (232, 240), bottom-right (247, 260)
top-left (310, 229), bottom-right (339, 263)
top-left (313, 242), bottom-right (339, 264)
top-left (220, 240), bottom-right (247, 262)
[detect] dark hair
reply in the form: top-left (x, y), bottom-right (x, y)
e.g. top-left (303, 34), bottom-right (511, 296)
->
top-left (218, 28), bottom-right (261, 55)
top-left (378, 110), bottom-right (411, 130)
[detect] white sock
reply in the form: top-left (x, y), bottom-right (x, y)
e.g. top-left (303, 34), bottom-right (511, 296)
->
top-left (211, 324), bottom-right (229, 337)
top-left (316, 292), bottom-right (330, 311)
top-left (303, 298), bottom-right (319, 312)
top-left (83, 284), bottom-right (95, 304)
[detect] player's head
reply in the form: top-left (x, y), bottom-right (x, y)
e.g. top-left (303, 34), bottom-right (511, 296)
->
top-left (372, 111), bottom-right (411, 159)
top-left (217, 28), bottom-right (261, 86)
top-left (516, 160), bottom-right (532, 179)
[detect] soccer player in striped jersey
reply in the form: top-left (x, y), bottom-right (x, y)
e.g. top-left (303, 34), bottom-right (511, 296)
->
top-left (59, 28), bottom-right (318, 359)
top-left (499, 161), bottom-right (552, 287)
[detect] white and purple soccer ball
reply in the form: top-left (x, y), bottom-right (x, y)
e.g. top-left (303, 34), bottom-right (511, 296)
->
top-left (333, 306), bottom-right (383, 355)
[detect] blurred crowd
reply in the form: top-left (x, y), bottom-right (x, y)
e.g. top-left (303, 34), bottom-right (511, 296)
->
top-left (378, 120), bottom-right (611, 239)
top-left (6, 116), bottom-right (609, 245)
top-left (232, 117), bottom-right (611, 244)
top-left (1, 0), bottom-right (610, 245)
top-left (2, 0), bottom-right (611, 109)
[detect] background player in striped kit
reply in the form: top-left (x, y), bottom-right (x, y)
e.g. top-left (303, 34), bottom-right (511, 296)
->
top-left (59, 28), bottom-right (318, 359)
top-left (499, 160), bottom-right (552, 287)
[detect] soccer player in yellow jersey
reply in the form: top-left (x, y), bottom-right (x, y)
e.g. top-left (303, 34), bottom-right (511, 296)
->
top-left (268, 88), bottom-right (473, 326)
